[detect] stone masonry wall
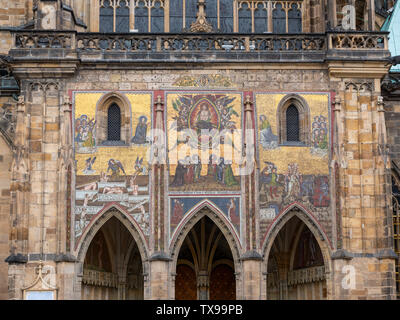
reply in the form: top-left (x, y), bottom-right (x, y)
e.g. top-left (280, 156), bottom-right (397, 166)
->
top-left (0, 135), bottom-right (11, 300)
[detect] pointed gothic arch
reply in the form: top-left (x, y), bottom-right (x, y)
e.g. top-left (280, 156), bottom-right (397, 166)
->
top-left (170, 202), bottom-right (242, 266)
top-left (170, 203), bottom-right (242, 299)
top-left (262, 204), bottom-right (332, 300)
top-left (76, 206), bottom-right (149, 267)
top-left (262, 203), bottom-right (332, 273)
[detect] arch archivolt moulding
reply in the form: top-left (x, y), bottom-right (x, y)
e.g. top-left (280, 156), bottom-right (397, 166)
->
top-left (75, 205), bottom-right (149, 271)
top-left (276, 93), bottom-right (311, 145)
top-left (95, 91), bottom-right (132, 145)
top-left (169, 202), bottom-right (242, 275)
top-left (261, 203), bottom-right (332, 274)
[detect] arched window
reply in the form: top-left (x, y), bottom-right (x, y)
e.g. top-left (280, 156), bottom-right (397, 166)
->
top-left (286, 105), bottom-right (300, 142)
top-left (170, 0), bottom-right (183, 32)
top-left (96, 93), bottom-right (131, 146)
top-left (219, 0), bottom-right (234, 33)
top-left (273, 3), bottom-right (286, 33)
top-left (254, 3), bottom-right (268, 33)
top-left (288, 3), bottom-right (302, 33)
top-left (116, 0), bottom-right (130, 32)
top-left (238, 2), bottom-right (252, 33)
top-left (135, 0), bottom-right (149, 32)
top-left (99, 0), bottom-right (114, 32)
top-left (277, 95), bottom-right (310, 146)
top-left (107, 103), bottom-right (121, 141)
top-left (100, 0), bottom-right (130, 32)
top-left (151, 1), bottom-right (165, 32)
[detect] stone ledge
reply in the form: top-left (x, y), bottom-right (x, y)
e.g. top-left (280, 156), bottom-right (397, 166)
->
top-left (5, 253), bottom-right (28, 264)
top-left (54, 253), bottom-right (77, 262)
top-left (376, 249), bottom-right (398, 260)
top-left (332, 249), bottom-right (398, 260)
top-left (240, 250), bottom-right (263, 261)
top-left (148, 251), bottom-right (172, 262)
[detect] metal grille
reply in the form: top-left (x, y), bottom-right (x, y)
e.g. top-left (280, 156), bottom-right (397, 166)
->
top-left (107, 103), bottom-right (121, 141)
top-left (286, 105), bottom-right (300, 142)
top-left (392, 177), bottom-right (400, 299)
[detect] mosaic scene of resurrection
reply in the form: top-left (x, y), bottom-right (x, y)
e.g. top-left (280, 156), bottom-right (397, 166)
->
top-left (255, 93), bottom-right (331, 241)
top-left (167, 92), bottom-right (243, 192)
top-left (74, 92), bottom-right (152, 245)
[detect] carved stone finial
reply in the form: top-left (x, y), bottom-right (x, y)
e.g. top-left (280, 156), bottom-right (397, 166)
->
top-left (155, 95), bottom-right (164, 112)
top-left (64, 95), bottom-right (71, 106)
top-left (244, 95), bottom-right (253, 112)
top-left (190, 0), bottom-right (213, 33)
top-left (333, 95), bottom-right (341, 112)
top-left (62, 95), bottom-right (71, 113)
top-left (377, 96), bottom-right (385, 112)
top-left (17, 95), bottom-right (25, 113)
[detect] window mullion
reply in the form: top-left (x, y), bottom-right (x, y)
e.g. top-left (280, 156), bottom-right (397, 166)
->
top-left (113, 0), bottom-right (117, 32)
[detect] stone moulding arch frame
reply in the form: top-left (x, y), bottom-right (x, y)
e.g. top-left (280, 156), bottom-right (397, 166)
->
top-left (276, 93), bottom-right (311, 145)
top-left (95, 91), bottom-right (132, 145)
top-left (169, 201), bottom-right (242, 277)
top-left (261, 202), bottom-right (333, 276)
top-left (75, 204), bottom-right (149, 271)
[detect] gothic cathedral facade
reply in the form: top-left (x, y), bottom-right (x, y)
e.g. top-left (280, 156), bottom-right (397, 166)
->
top-left (0, 0), bottom-right (399, 300)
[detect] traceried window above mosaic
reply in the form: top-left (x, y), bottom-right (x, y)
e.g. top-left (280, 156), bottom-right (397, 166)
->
top-left (98, 0), bottom-right (302, 33)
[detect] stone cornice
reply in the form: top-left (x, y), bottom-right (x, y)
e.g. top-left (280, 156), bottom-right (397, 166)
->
top-left (327, 61), bottom-right (391, 79)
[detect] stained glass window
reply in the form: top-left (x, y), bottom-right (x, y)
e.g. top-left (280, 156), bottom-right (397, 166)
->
top-left (100, 0), bottom-right (114, 32)
top-left (286, 105), bottom-right (300, 142)
top-left (273, 3), bottom-right (286, 33)
top-left (116, 0), bottom-right (130, 32)
top-left (107, 103), bottom-right (121, 141)
top-left (288, 3), bottom-right (302, 33)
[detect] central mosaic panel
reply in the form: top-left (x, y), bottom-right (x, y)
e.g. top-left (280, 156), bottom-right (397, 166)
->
top-left (166, 91), bottom-right (244, 244)
top-left (167, 92), bottom-right (243, 192)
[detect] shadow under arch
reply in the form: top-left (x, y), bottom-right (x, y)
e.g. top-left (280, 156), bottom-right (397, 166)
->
top-left (95, 91), bottom-right (132, 145)
top-left (169, 201), bottom-right (242, 275)
top-left (261, 202), bottom-right (332, 275)
top-left (76, 204), bottom-right (149, 270)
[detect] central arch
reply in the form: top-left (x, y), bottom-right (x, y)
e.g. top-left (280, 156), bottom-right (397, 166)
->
top-left (170, 205), bottom-right (241, 300)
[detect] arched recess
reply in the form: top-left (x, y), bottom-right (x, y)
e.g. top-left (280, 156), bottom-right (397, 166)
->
top-left (77, 206), bottom-right (149, 266)
top-left (170, 204), bottom-right (242, 300)
top-left (76, 207), bottom-right (149, 299)
top-left (262, 204), bottom-right (332, 300)
top-left (276, 94), bottom-right (310, 146)
top-left (95, 92), bottom-right (132, 146)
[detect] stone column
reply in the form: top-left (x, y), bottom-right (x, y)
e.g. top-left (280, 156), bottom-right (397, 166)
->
top-left (148, 94), bottom-right (171, 300)
top-left (7, 95), bottom-right (29, 299)
top-left (241, 255), bottom-right (262, 299)
top-left (148, 256), bottom-right (171, 300)
top-left (330, 75), bottom-right (397, 299)
top-left (197, 270), bottom-right (209, 300)
top-left (240, 93), bottom-right (263, 300)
